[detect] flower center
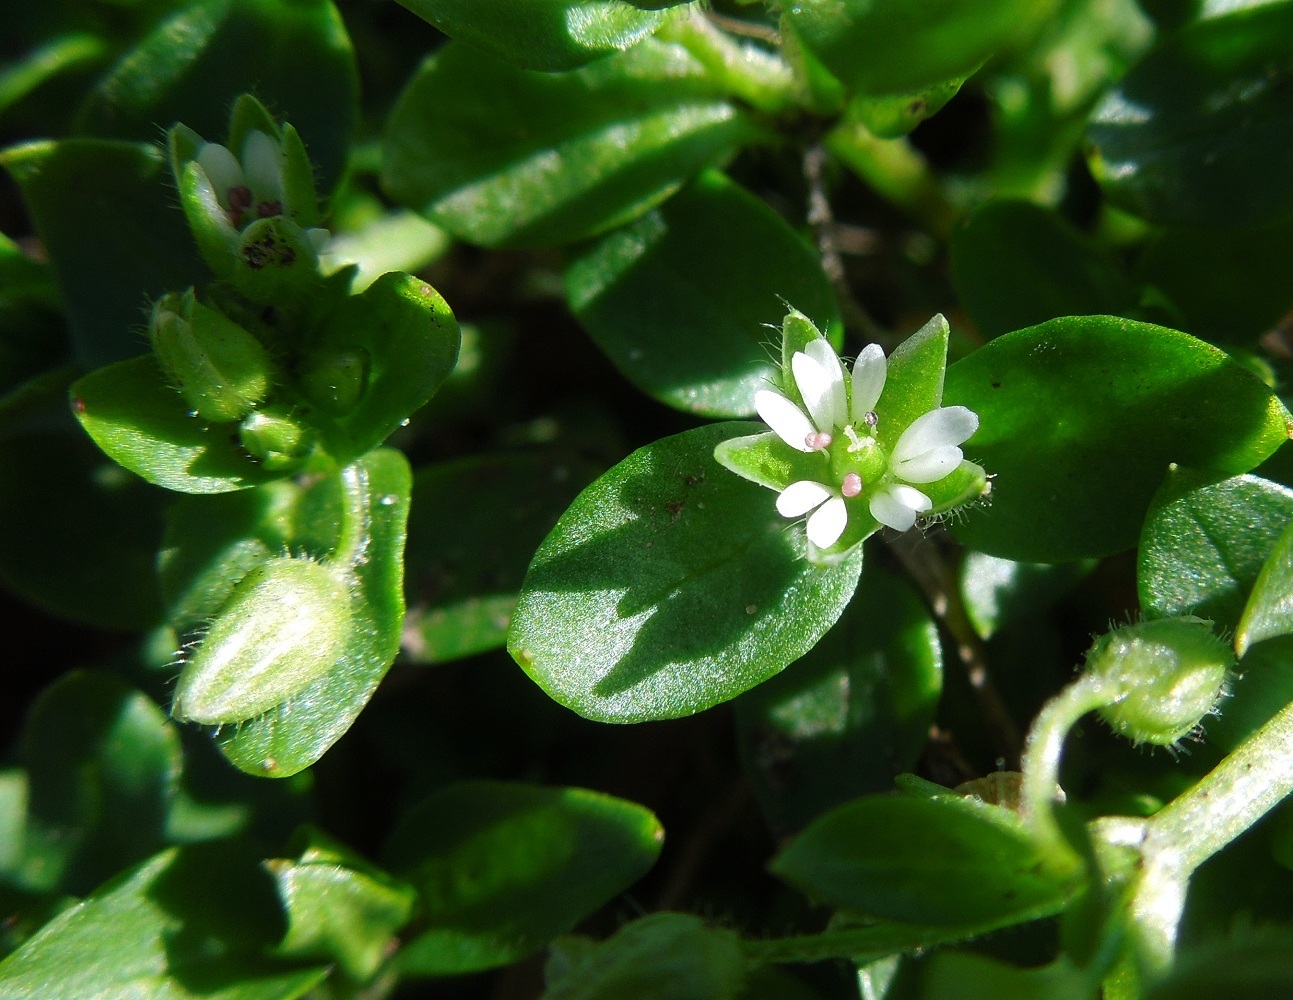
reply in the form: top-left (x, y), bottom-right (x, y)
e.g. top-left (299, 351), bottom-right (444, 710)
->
top-left (827, 424), bottom-right (888, 490)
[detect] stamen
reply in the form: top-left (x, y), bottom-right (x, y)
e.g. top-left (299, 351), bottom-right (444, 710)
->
top-left (863, 410), bottom-right (878, 428)
top-left (805, 431), bottom-right (833, 451)
top-left (227, 185), bottom-right (252, 215)
top-left (841, 472), bottom-right (863, 498)
top-left (256, 200), bottom-right (283, 217)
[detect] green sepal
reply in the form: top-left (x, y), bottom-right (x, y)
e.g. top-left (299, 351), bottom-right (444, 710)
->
top-left (848, 77), bottom-right (966, 139)
top-left (779, 309), bottom-right (828, 409)
top-left (712, 429), bottom-right (826, 492)
top-left (878, 314), bottom-right (950, 451)
top-left (178, 159), bottom-right (240, 278)
top-left (227, 93), bottom-right (283, 157)
top-left (923, 460), bottom-right (990, 515)
top-left (279, 124), bottom-right (321, 229)
top-left (233, 217), bottom-right (322, 304)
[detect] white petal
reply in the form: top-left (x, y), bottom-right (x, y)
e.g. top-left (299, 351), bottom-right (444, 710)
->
top-left (890, 484), bottom-right (932, 513)
top-left (850, 343), bottom-right (887, 421)
top-left (806, 496), bottom-right (848, 548)
top-left (804, 338), bottom-right (849, 427)
top-left (894, 444), bottom-right (963, 484)
top-left (196, 142), bottom-right (243, 200)
top-left (776, 480), bottom-right (833, 517)
top-left (755, 389), bottom-right (816, 452)
top-left (791, 350), bottom-right (845, 432)
top-left (241, 130), bottom-right (283, 203)
top-left (892, 406), bottom-right (979, 463)
top-left (869, 485), bottom-right (931, 532)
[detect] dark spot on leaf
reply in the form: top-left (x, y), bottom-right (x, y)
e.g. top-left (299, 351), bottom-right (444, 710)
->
top-left (991, 381), bottom-right (1002, 389)
top-left (666, 500), bottom-right (684, 520)
top-left (684, 473), bottom-right (705, 487)
top-left (71, 397), bottom-right (86, 414)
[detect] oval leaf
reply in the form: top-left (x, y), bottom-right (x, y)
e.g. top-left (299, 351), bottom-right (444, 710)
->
top-left (771, 792), bottom-right (1083, 926)
top-left (508, 422), bottom-right (864, 722)
top-left (383, 781), bottom-right (664, 976)
top-left (214, 449), bottom-right (412, 777)
top-left (1237, 518), bottom-right (1293, 656)
top-left (1086, 2), bottom-right (1293, 228)
top-left (1140, 469), bottom-right (1293, 631)
top-left (392, 0), bottom-right (668, 71)
top-left (782, 0), bottom-right (1061, 97)
top-left (944, 316), bottom-right (1292, 562)
top-left (382, 39), bottom-right (761, 247)
top-left (567, 170), bottom-right (842, 418)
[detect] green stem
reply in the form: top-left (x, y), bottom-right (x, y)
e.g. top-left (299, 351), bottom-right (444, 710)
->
top-left (1129, 695), bottom-right (1293, 971)
top-left (1019, 674), bottom-right (1113, 859)
top-left (743, 920), bottom-right (987, 966)
top-left (657, 9), bottom-right (799, 115)
top-left (329, 461), bottom-right (372, 571)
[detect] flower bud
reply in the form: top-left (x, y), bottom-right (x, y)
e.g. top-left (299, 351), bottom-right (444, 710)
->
top-left (150, 289), bottom-right (274, 423)
top-left (172, 556), bottom-right (352, 724)
top-left (1085, 616), bottom-right (1233, 746)
top-left (299, 346), bottom-right (369, 414)
top-left (239, 409), bottom-right (314, 471)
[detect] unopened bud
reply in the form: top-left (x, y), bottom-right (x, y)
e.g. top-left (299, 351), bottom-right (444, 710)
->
top-left (150, 290), bottom-right (273, 423)
top-left (239, 410), bottom-right (314, 471)
top-left (299, 346), bottom-right (369, 414)
top-left (172, 556), bottom-right (352, 724)
top-left (1086, 616), bottom-right (1233, 746)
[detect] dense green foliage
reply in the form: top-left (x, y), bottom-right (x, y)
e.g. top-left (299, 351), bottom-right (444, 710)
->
top-left (2, 1), bottom-right (1293, 997)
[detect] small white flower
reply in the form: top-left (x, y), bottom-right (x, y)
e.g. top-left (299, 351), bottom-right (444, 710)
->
top-left (754, 336), bottom-right (978, 544)
top-left (197, 131), bottom-right (284, 227)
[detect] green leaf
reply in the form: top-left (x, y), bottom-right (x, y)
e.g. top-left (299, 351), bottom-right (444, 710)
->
top-left (382, 39), bottom-right (761, 247)
top-left (508, 422), bottom-right (864, 723)
top-left (951, 200), bottom-right (1136, 338)
top-left (268, 827), bottom-right (416, 982)
top-left (0, 32), bottom-right (107, 121)
top-left (0, 419), bottom-right (166, 629)
top-left (1139, 469), bottom-right (1293, 632)
top-left (1236, 518), bottom-right (1293, 655)
top-left (1137, 220), bottom-right (1293, 342)
top-left (306, 271), bottom-right (460, 465)
top-left (392, 0), bottom-right (670, 71)
top-left (383, 781), bottom-right (663, 976)
top-left (735, 565), bottom-right (941, 836)
top-left (0, 844), bottom-right (325, 1000)
top-left (215, 449), bottom-right (412, 777)
top-left (542, 913), bottom-right (746, 1000)
top-left (944, 316), bottom-right (1293, 562)
top-left (0, 139), bottom-right (205, 367)
top-left (781, 0), bottom-right (1061, 97)
top-left (71, 355), bottom-right (285, 494)
top-left (1207, 634), bottom-right (1293, 754)
top-left (567, 170), bottom-right (842, 418)
top-left (877, 313), bottom-right (951, 450)
top-left (960, 553), bottom-right (1096, 640)
top-left (76, 0), bottom-right (358, 193)
top-left (1085, 2), bottom-right (1293, 228)
top-left (403, 451), bottom-right (602, 664)
top-left (1142, 929), bottom-right (1293, 1000)
top-left (921, 953), bottom-right (1096, 1000)
top-left (16, 671), bottom-right (180, 896)
top-left (771, 792), bottom-right (1083, 926)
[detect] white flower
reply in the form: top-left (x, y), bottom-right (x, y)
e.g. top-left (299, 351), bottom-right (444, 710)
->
top-left (754, 338), bottom-right (978, 545)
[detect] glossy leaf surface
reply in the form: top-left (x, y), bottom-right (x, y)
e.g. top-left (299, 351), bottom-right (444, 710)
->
top-left (771, 791), bottom-right (1082, 925)
top-left (1139, 469), bottom-right (1293, 631)
top-left (213, 450), bottom-right (411, 777)
top-left (385, 781), bottom-right (663, 976)
top-left (382, 39), bottom-right (760, 247)
top-left (1237, 518), bottom-right (1293, 656)
top-left (392, 0), bottom-right (668, 71)
top-left (508, 423), bottom-right (864, 722)
top-left (1086, 2), bottom-right (1293, 228)
top-left (944, 316), bottom-right (1292, 562)
top-left (567, 171), bottom-right (841, 418)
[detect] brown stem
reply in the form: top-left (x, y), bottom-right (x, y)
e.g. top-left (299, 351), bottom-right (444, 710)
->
top-left (703, 9), bottom-right (781, 45)
top-left (802, 143), bottom-right (892, 349)
top-left (887, 532), bottom-right (1023, 768)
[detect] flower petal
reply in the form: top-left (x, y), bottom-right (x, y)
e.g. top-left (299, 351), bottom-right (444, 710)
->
top-left (241, 130), bottom-right (283, 203)
top-left (196, 143), bottom-right (243, 202)
top-left (806, 496), bottom-right (848, 548)
top-left (850, 343), bottom-right (887, 421)
top-left (755, 389), bottom-right (816, 452)
top-left (776, 480), bottom-right (833, 517)
top-left (894, 444), bottom-right (963, 484)
top-left (891, 406), bottom-right (979, 463)
top-left (869, 484), bottom-right (930, 532)
top-left (792, 348), bottom-right (846, 432)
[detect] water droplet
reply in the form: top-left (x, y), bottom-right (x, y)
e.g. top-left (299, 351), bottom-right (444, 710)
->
top-left (379, 494), bottom-right (398, 506)
top-left (399, 418), bottom-right (411, 427)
